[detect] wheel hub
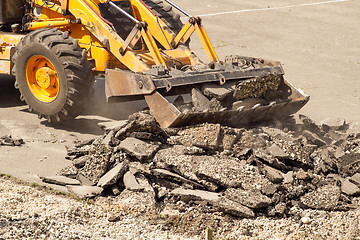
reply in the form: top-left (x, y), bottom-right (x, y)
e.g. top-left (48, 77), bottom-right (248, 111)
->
top-left (35, 67), bottom-right (55, 89)
top-left (25, 55), bottom-right (59, 103)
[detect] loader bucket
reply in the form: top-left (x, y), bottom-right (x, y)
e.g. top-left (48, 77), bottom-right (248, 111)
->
top-left (105, 59), bottom-right (309, 128)
top-left (143, 79), bottom-right (309, 128)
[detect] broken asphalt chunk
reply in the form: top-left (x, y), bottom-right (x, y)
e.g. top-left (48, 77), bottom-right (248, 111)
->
top-left (300, 185), bottom-right (341, 211)
top-left (40, 175), bottom-right (81, 186)
top-left (118, 137), bottom-right (160, 161)
top-left (215, 197), bottom-right (255, 218)
top-left (302, 130), bottom-right (326, 147)
top-left (170, 188), bottom-right (220, 202)
top-left (170, 123), bottom-right (222, 150)
top-left (151, 168), bottom-right (204, 189)
top-left (98, 120), bottom-right (128, 132)
top-left (202, 82), bottom-right (233, 100)
top-left (349, 173), bottom-right (360, 187)
top-left (123, 171), bottom-right (144, 192)
top-left (224, 188), bottom-right (272, 209)
top-left (341, 178), bottom-right (360, 196)
top-left (258, 163), bottom-right (284, 183)
top-left (267, 144), bottom-right (288, 159)
top-left (67, 185), bottom-right (103, 199)
top-left (191, 88), bottom-right (212, 112)
top-left (97, 160), bottom-right (129, 188)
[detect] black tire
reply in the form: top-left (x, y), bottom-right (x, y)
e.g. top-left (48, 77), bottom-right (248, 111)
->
top-left (12, 28), bottom-right (94, 123)
top-left (142, 0), bottom-right (185, 37)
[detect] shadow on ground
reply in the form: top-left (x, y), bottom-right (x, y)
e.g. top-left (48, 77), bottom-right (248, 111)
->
top-left (42, 78), bottom-right (148, 135)
top-left (0, 74), bottom-right (24, 108)
top-left (0, 75), bottom-right (148, 135)
top-left (82, 77), bottom-right (148, 120)
top-left (41, 118), bottom-right (106, 135)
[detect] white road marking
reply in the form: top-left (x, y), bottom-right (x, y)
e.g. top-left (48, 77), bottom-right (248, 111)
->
top-left (197, 0), bottom-right (350, 17)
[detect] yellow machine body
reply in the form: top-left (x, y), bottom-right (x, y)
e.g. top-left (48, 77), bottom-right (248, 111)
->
top-left (0, 0), bottom-right (309, 127)
top-left (0, 0), bottom-right (216, 74)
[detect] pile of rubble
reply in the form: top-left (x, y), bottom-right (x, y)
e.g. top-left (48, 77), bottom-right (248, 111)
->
top-left (175, 73), bottom-right (284, 113)
top-left (46, 112), bottom-right (360, 219)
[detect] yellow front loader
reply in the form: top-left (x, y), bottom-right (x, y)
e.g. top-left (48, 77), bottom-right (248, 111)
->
top-left (0, 0), bottom-right (308, 127)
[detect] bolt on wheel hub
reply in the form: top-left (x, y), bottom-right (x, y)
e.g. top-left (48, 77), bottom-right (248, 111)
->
top-left (35, 67), bottom-right (55, 89)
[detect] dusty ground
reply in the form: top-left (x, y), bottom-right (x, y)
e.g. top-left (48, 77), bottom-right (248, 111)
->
top-left (0, 0), bottom-right (359, 239)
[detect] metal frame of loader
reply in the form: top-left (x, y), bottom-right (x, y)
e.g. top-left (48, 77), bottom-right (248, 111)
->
top-left (99, 0), bottom-right (309, 127)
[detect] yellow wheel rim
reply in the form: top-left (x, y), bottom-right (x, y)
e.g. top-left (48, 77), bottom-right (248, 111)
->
top-left (25, 55), bottom-right (59, 103)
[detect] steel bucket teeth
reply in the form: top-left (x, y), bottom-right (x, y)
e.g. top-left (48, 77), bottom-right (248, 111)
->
top-left (145, 79), bottom-right (309, 128)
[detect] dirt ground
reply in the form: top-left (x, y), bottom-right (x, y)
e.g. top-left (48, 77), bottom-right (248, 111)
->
top-left (0, 0), bottom-right (359, 238)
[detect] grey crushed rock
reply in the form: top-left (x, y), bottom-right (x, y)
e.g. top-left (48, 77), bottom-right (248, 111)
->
top-left (77, 145), bottom-right (113, 183)
top-left (58, 165), bottom-right (78, 178)
top-left (118, 175), bottom-right (155, 206)
top-left (0, 177), bottom-right (191, 239)
top-left (117, 189), bottom-right (156, 207)
top-left (222, 132), bottom-right (238, 150)
top-left (300, 185), bottom-right (341, 210)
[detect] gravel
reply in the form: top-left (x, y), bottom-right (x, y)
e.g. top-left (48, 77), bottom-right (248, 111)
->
top-left (1, 175), bottom-right (360, 239)
top-left (0, 176), bottom-right (190, 240)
